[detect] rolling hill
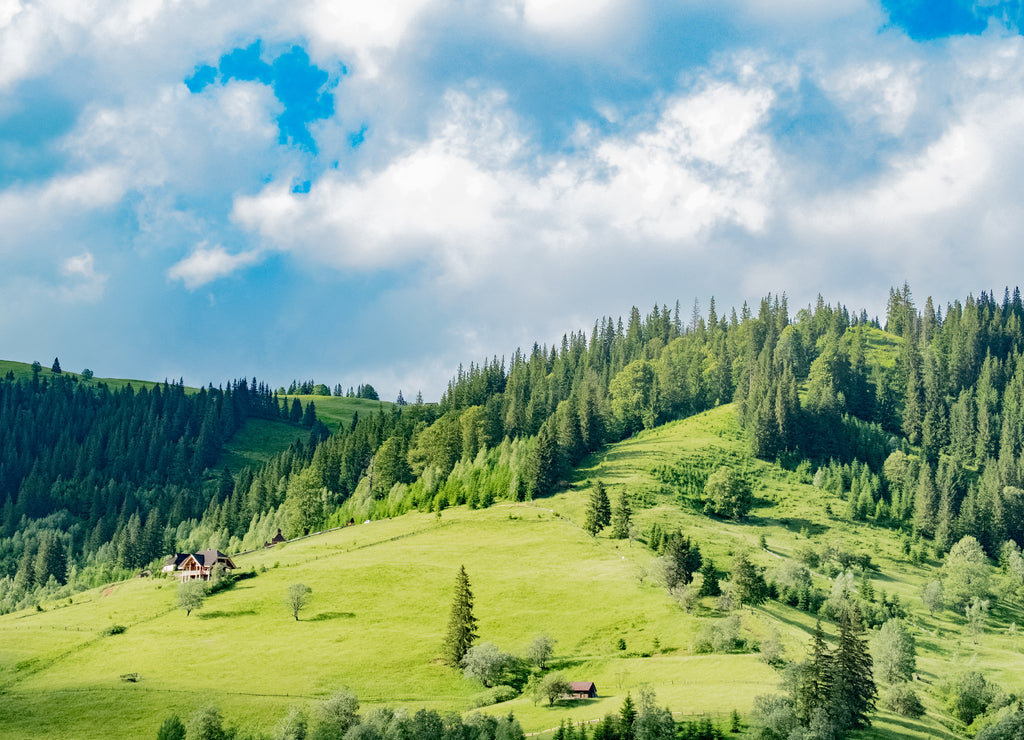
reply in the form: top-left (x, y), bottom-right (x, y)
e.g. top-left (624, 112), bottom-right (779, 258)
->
top-left (0, 404), bottom-right (1000, 740)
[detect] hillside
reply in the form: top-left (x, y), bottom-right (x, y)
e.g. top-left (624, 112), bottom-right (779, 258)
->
top-left (0, 405), bottom-right (1000, 740)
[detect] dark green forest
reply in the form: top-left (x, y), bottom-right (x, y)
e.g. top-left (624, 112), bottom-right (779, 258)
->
top-left (4, 285), bottom-right (1024, 615)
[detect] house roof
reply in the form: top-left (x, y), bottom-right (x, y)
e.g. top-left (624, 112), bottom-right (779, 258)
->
top-left (196, 549), bottom-right (237, 569)
top-left (570, 682), bottom-right (595, 692)
top-left (164, 553), bottom-right (191, 567)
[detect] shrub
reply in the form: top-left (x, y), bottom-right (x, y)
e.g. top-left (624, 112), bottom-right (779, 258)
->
top-left (469, 685), bottom-right (518, 708)
top-left (103, 624), bottom-right (127, 636)
top-left (941, 671), bottom-right (997, 726)
top-left (884, 683), bottom-right (925, 717)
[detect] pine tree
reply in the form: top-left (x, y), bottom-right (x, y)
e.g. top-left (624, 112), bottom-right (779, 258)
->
top-left (731, 551), bottom-right (767, 607)
top-left (618, 693), bottom-right (637, 740)
top-left (829, 606), bottom-right (876, 731)
top-left (698, 557), bottom-right (721, 597)
top-left (528, 419), bottom-right (560, 498)
top-left (50, 357), bottom-right (61, 374)
top-left (794, 621), bottom-right (833, 726)
top-left (584, 480), bottom-right (611, 536)
top-left (443, 565), bottom-right (478, 666)
top-left (611, 490), bottom-right (632, 539)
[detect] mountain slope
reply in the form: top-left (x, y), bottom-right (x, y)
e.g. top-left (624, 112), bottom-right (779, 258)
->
top-left (0, 405), bottom-right (989, 740)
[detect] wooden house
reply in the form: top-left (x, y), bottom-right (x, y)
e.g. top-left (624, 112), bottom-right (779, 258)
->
top-left (264, 529), bottom-right (287, 548)
top-left (569, 681), bottom-right (597, 699)
top-left (163, 550), bottom-right (237, 581)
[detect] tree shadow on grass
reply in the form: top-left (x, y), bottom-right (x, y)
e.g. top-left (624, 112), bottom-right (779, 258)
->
top-left (874, 714), bottom-right (960, 740)
top-left (771, 517), bottom-right (828, 537)
top-left (309, 611), bottom-right (356, 621)
top-left (550, 657), bottom-right (588, 672)
top-left (198, 609), bottom-right (258, 619)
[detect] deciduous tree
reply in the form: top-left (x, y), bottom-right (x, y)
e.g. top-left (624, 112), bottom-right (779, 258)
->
top-left (286, 583), bottom-right (312, 621)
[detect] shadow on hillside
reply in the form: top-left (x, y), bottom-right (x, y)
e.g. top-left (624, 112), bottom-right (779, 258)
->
top-left (772, 517), bottom-right (828, 537)
top-left (309, 611), bottom-right (356, 621)
top-left (875, 715), bottom-right (959, 740)
top-left (556, 698), bottom-right (599, 709)
top-left (199, 609), bottom-right (258, 619)
top-left (551, 657), bottom-right (587, 672)
top-left (764, 608), bottom-right (817, 640)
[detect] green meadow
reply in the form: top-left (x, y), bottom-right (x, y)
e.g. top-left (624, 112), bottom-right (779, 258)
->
top-left (278, 394), bottom-right (394, 432)
top-left (0, 404), bottom-right (1014, 738)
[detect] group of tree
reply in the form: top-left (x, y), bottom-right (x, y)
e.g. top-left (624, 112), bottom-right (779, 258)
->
top-left (734, 286), bottom-right (1024, 566)
top-left (156, 687), bottom-right (526, 740)
top-left (754, 610), bottom-right (876, 740)
top-left (0, 373), bottom-right (332, 613)
top-left (279, 380), bottom-right (383, 401)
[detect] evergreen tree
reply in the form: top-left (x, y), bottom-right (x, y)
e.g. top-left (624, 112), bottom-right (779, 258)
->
top-left (662, 532), bottom-right (702, 589)
top-left (584, 480), bottom-right (612, 536)
top-left (698, 557), bottom-right (721, 597)
top-left (794, 621), bottom-right (833, 727)
top-left (527, 419), bottom-right (560, 498)
top-left (730, 551), bottom-right (767, 607)
top-left (443, 565), bottom-right (478, 667)
top-left (618, 693), bottom-right (637, 740)
top-left (829, 606), bottom-right (877, 731)
top-left (50, 357), bottom-right (61, 374)
top-left (611, 490), bottom-right (633, 539)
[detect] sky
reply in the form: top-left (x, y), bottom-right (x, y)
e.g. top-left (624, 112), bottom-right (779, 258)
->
top-left (3, 0), bottom-right (1024, 399)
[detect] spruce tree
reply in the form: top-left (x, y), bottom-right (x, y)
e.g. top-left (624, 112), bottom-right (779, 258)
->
top-left (443, 565), bottom-right (478, 667)
top-left (611, 490), bottom-right (632, 539)
top-left (584, 480), bottom-right (611, 536)
top-left (50, 357), bottom-right (61, 374)
top-left (698, 557), bottom-right (721, 597)
top-left (731, 550), bottom-right (767, 607)
top-left (830, 606), bottom-right (876, 731)
top-left (618, 693), bottom-right (637, 740)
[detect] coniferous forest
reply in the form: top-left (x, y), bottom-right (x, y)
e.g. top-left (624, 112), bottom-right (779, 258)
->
top-left (3, 283), bottom-right (1024, 623)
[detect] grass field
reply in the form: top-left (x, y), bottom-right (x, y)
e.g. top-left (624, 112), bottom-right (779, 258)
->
top-left (0, 359), bottom-right (196, 393)
top-left (278, 394), bottom-right (395, 432)
top-left (0, 404), bottom-right (1013, 739)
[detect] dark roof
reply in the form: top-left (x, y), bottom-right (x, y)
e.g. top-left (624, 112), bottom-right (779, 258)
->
top-left (570, 682), bottom-right (595, 692)
top-left (165, 553), bottom-right (191, 567)
top-left (196, 549), bottom-right (236, 568)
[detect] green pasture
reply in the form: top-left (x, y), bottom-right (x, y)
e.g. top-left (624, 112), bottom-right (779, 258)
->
top-left (278, 394), bottom-right (394, 432)
top-left (0, 403), bottom-right (1018, 738)
top-left (0, 359), bottom-right (192, 392)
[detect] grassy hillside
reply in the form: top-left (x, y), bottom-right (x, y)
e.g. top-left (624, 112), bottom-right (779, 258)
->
top-left (0, 359), bottom-right (392, 472)
top-left (0, 405), bottom-right (1012, 739)
top-left (0, 359), bottom-right (193, 393)
top-left (279, 394), bottom-right (395, 432)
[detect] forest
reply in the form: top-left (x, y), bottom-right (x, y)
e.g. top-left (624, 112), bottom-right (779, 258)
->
top-left (2, 284), bottom-right (1024, 620)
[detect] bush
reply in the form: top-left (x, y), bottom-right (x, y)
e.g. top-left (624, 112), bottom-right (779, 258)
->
top-left (941, 671), bottom-right (997, 726)
top-left (693, 616), bottom-right (745, 654)
top-left (884, 683), bottom-right (925, 718)
top-left (469, 685), bottom-right (518, 708)
top-left (103, 624), bottom-right (127, 636)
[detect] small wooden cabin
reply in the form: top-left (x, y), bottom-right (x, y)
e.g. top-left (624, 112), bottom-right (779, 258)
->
top-left (264, 529), bottom-right (287, 548)
top-left (569, 681), bottom-right (597, 699)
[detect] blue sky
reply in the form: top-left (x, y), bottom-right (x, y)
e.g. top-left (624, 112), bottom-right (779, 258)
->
top-left (2, 1), bottom-right (1024, 398)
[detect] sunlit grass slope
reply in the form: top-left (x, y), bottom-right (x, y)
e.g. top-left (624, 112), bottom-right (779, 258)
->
top-left (279, 394), bottom-right (394, 432)
top-left (0, 403), bottom-right (1015, 739)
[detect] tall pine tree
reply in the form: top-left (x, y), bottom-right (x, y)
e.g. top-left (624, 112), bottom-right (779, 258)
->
top-left (443, 565), bottom-right (478, 667)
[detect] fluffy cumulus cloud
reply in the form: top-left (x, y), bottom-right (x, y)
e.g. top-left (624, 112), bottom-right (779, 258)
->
top-left (3, 0), bottom-right (1024, 394)
top-left (168, 244), bottom-right (263, 289)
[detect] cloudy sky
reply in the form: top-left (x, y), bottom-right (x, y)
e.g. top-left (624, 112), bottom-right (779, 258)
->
top-left (2, 0), bottom-right (1024, 398)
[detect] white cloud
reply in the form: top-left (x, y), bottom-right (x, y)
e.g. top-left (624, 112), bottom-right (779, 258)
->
top-left (234, 78), bottom-right (778, 282)
top-left (168, 244), bottom-right (263, 289)
top-left (0, 167), bottom-right (125, 252)
top-left (59, 251), bottom-right (107, 301)
top-left (296, 0), bottom-right (437, 76)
